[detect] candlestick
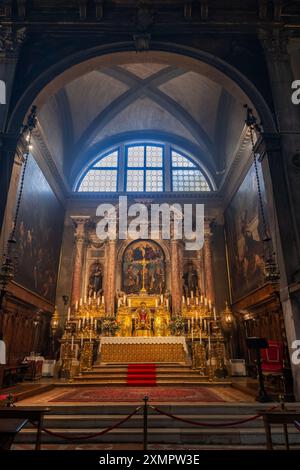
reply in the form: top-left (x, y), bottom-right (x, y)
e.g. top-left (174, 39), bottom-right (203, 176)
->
top-left (128, 299), bottom-right (131, 307)
top-left (213, 307), bottom-right (217, 321)
top-left (75, 301), bottom-right (78, 311)
top-left (84, 295), bottom-right (87, 304)
top-left (71, 336), bottom-right (74, 351)
top-left (155, 299), bottom-right (158, 308)
top-left (88, 297), bottom-right (91, 306)
top-left (67, 307), bottom-right (71, 322)
top-left (78, 319), bottom-right (81, 330)
top-left (166, 299), bottom-right (169, 309)
top-left (187, 298), bottom-right (190, 306)
top-left (196, 297), bottom-right (199, 305)
top-left (97, 296), bottom-right (100, 306)
top-left (160, 294), bottom-right (163, 304)
top-left (182, 296), bottom-right (185, 304)
top-left (94, 292), bottom-right (96, 300)
top-left (199, 329), bottom-right (202, 344)
top-left (191, 291), bottom-right (193, 298)
top-left (89, 331), bottom-right (92, 342)
top-left (208, 336), bottom-right (211, 350)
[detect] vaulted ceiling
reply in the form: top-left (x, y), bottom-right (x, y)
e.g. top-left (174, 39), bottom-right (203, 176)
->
top-left (36, 59), bottom-right (247, 190)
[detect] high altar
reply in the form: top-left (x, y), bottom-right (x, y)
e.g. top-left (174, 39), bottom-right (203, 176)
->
top-left (59, 222), bottom-right (227, 369)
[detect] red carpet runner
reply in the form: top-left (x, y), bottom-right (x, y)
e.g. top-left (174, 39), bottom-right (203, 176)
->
top-left (127, 364), bottom-right (157, 386)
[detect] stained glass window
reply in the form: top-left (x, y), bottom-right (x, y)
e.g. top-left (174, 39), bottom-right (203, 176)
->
top-left (171, 150), bottom-right (210, 192)
top-left (77, 150), bottom-right (118, 192)
top-left (76, 144), bottom-right (211, 193)
top-left (125, 145), bottom-right (164, 192)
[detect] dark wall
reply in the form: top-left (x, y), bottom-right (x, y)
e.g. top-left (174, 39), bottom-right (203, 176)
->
top-left (14, 154), bottom-right (65, 303)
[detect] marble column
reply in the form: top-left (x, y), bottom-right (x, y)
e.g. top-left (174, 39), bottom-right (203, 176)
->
top-left (105, 240), bottom-right (117, 316)
top-left (259, 30), bottom-right (300, 399)
top-left (171, 239), bottom-right (182, 315)
top-left (0, 26), bottom-right (27, 231)
top-left (70, 217), bottom-right (89, 306)
top-left (203, 220), bottom-right (215, 304)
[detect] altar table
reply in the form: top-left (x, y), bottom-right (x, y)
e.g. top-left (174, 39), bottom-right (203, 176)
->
top-left (99, 336), bottom-right (188, 363)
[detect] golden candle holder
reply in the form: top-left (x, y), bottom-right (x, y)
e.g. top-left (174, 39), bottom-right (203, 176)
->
top-left (80, 341), bottom-right (94, 371)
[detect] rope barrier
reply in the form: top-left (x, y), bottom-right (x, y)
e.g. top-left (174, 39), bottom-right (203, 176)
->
top-left (149, 405), bottom-right (279, 428)
top-left (29, 406), bottom-right (142, 441)
top-left (294, 420), bottom-right (300, 432)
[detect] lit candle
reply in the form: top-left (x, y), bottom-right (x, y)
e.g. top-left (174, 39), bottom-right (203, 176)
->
top-left (182, 296), bottom-right (185, 304)
top-left (71, 336), bottom-right (74, 351)
top-left (67, 307), bottom-right (71, 322)
top-left (166, 299), bottom-right (169, 309)
top-left (191, 291), bottom-right (193, 298)
top-left (155, 299), bottom-right (158, 308)
top-left (196, 297), bottom-right (199, 305)
top-left (187, 298), bottom-right (190, 306)
top-left (89, 331), bottom-right (92, 342)
top-left (161, 294), bottom-right (163, 304)
top-left (75, 301), bottom-right (78, 311)
top-left (187, 319), bottom-right (190, 332)
top-left (97, 297), bottom-right (100, 307)
top-left (88, 297), bottom-right (91, 306)
top-left (208, 336), bottom-right (211, 350)
top-left (84, 295), bottom-right (87, 304)
top-left (78, 319), bottom-right (81, 330)
top-left (200, 295), bottom-right (203, 304)
top-left (128, 300), bottom-right (131, 307)
top-left (213, 307), bottom-right (217, 321)
top-left (94, 292), bottom-right (96, 300)
top-left (199, 329), bottom-right (202, 344)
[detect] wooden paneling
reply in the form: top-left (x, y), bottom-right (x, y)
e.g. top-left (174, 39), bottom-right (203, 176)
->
top-left (0, 283), bottom-right (53, 365)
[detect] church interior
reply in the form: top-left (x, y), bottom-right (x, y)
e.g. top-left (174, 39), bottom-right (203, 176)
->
top-left (0, 0), bottom-right (300, 452)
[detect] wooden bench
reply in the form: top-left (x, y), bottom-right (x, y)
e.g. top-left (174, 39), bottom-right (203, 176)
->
top-left (0, 407), bottom-right (50, 450)
top-left (260, 409), bottom-right (300, 450)
top-left (0, 418), bottom-right (28, 450)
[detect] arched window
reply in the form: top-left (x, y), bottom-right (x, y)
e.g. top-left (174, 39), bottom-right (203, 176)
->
top-left (76, 143), bottom-right (212, 193)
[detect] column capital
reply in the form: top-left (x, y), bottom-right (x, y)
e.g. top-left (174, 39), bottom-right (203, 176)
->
top-left (70, 216), bottom-right (90, 241)
top-left (0, 25), bottom-right (27, 59)
top-left (259, 28), bottom-right (290, 63)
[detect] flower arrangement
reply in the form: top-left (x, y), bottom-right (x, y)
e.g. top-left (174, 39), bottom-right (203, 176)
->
top-left (0, 393), bottom-right (15, 407)
top-left (169, 315), bottom-right (185, 335)
top-left (101, 317), bottom-right (120, 336)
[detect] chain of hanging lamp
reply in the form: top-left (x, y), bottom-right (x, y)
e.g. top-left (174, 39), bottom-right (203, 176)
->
top-left (244, 104), bottom-right (280, 283)
top-left (0, 106), bottom-right (38, 311)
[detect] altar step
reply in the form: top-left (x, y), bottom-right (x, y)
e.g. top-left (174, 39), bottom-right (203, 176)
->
top-left (71, 363), bottom-right (231, 386)
top-left (15, 402), bottom-right (300, 448)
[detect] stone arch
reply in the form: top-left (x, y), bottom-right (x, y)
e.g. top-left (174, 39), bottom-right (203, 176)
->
top-left (8, 42), bottom-right (277, 139)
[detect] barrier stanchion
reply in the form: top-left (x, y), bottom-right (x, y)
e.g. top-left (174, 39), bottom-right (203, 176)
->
top-left (143, 395), bottom-right (149, 451)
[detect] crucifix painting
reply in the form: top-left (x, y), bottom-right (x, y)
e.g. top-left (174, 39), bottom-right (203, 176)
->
top-left (122, 240), bottom-right (165, 294)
